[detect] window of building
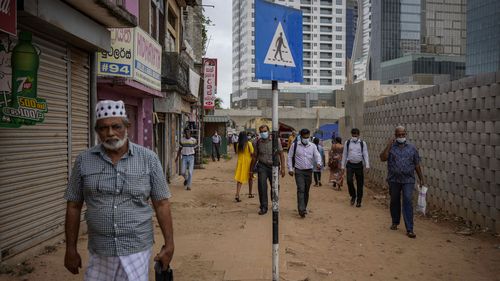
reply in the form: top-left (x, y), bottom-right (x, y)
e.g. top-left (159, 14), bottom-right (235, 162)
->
top-left (336, 8), bottom-right (342, 14)
top-left (335, 35), bottom-right (342, 40)
top-left (335, 61), bottom-right (342, 67)
top-left (335, 44), bottom-right (342, 49)
top-left (336, 26), bottom-right (342, 31)
top-left (335, 52), bottom-right (342, 58)
top-left (166, 3), bottom-right (180, 52)
top-left (336, 17), bottom-right (342, 23)
top-left (335, 79), bottom-right (342, 85)
top-left (320, 17), bottom-right (332, 24)
top-left (335, 70), bottom-right (342, 75)
top-left (320, 78), bottom-right (332, 85)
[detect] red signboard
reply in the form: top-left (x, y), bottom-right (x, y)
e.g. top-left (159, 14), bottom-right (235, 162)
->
top-left (202, 58), bottom-right (217, 110)
top-left (0, 0), bottom-right (16, 36)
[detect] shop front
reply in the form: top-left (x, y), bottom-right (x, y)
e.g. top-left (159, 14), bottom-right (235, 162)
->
top-left (0, 0), bottom-right (136, 261)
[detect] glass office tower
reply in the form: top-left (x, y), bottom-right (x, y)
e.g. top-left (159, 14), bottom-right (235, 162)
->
top-left (466, 0), bottom-right (500, 75)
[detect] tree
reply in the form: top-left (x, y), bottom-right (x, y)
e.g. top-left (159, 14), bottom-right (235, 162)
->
top-left (214, 97), bottom-right (223, 109)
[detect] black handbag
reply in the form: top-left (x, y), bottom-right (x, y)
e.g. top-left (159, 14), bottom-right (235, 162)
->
top-left (154, 261), bottom-right (173, 281)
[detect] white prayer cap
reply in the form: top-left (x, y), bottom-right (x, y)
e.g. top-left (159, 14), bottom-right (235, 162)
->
top-left (95, 100), bottom-right (126, 120)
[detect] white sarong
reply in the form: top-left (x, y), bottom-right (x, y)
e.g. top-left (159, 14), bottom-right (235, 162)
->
top-left (84, 248), bottom-right (152, 281)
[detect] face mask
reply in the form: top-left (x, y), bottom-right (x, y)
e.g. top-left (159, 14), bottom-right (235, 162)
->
top-left (301, 138), bottom-right (309, 145)
top-left (260, 132), bottom-right (269, 139)
top-left (351, 137), bottom-right (359, 142)
top-left (396, 138), bottom-right (406, 144)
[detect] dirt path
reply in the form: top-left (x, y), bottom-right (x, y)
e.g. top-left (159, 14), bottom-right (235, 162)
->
top-left (1, 153), bottom-right (499, 281)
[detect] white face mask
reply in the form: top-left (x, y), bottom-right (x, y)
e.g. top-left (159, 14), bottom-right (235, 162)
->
top-left (396, 137), bottom-right (406, 144)
top-left (351, 137), bottom-right (359, 142)
top-left (301, 138), bottom-right (309, 145)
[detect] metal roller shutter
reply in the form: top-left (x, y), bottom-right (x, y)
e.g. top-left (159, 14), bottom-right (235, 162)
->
top-left (70, 48), bottom-right (90, 165)
top-left (0, 34), bottom-right (89, 259)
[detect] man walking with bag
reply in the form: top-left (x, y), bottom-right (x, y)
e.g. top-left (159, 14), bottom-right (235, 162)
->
top-left (251, 125), bottom-right (286, 215)
top-left (380, 126), bottom-right (424, 238)
top-left (342, 128), bottom-right (370, 207)
top-left (288, 129), bottom-right (322, 218)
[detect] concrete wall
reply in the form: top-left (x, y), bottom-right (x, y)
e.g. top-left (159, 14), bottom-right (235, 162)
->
top-left (341, 80), bottom-right (433, 139)
top-left (360, 72), bottom-right (500, 232)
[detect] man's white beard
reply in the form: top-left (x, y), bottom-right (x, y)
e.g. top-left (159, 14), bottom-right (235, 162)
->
top-left (100, 131), bottom-right (128, 151)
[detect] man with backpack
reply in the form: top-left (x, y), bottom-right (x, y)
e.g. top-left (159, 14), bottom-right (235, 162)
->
top-left (341, 128), bottom-right (370, 207)
top-left (288, 129), bottom-right (322, 218)
top-left (251, 125), bottom-right (286, 215)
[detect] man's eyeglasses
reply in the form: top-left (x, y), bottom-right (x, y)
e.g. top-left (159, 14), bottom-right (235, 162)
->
top-left (96, 124), bottom-right (125, 133)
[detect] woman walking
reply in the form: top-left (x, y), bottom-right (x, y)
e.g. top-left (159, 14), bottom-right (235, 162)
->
top-left (329, 137), bottom-right (344, 190)
top-left (234, 131), bottom-right (254, 202)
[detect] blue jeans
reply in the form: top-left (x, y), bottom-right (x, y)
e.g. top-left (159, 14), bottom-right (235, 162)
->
top-left (181, 155), bottom-right (195, 187)
top-left (389, 182), bottom-right (415, 232)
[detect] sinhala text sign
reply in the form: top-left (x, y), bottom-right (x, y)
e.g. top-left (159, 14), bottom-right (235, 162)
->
top-left (203, 58), bottom-right (217, 109)
top-left (97, 28), bottom-right (162, 91)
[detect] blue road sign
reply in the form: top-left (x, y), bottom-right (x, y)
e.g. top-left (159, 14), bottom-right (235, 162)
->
top-left (255, 0), bottom-right (303, 82)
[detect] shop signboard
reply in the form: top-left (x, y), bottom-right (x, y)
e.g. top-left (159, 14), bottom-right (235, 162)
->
top-left (202, 58), bottom-right (217, 109)
top-left (133, 28), bottom-right (161, 91)
top-left (0, 31), bottom-right (48, 128)
top-left (97, 28), bottom-right (161, 91)
top-left (97, 28), bottom-right (133, 78)
top-left (0, 0), bottom-right (16, 36)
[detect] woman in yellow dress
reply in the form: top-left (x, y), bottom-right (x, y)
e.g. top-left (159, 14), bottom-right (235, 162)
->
top-left (234, 131), bottom-right (254, 202)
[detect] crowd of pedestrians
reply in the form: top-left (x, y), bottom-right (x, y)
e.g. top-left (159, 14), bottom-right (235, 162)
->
top-left (62, 99), bottom-right (425, 279)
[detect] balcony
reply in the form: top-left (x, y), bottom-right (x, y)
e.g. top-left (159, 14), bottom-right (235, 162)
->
top-left (62, 0), bottom-right (137, 27)
top-left (162, 52), bottom-right (194, 101)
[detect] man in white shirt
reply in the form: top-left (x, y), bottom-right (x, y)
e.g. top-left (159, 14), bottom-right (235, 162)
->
top-left (211, 130), bottom-right (221, 161)
top-left (176, 129), bottom-right (197, 190)
top-left (341, 128), bottom-right (370, 207)
top-left (288, 129), bottom-right (322, 218)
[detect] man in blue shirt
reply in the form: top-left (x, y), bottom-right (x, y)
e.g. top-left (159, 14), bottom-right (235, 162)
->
top-left (380, 126), bottom-right (424, 239)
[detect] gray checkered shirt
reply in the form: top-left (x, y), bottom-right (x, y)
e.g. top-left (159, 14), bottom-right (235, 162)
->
top-left (64, 142), bottom-right (171, 256)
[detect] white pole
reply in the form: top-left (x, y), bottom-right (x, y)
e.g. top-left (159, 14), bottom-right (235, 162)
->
top-left (271, 80), bottom-right (279, 281)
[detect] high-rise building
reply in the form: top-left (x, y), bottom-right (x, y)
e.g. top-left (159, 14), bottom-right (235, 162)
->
top-left (369, 0), bottom-right (466, 84)
top-left (352, 0), bottom-right (371, 82)
top-left (466, 0), bottom-right (500, 75)
top-left (231, 0), bottom-right (347, 109)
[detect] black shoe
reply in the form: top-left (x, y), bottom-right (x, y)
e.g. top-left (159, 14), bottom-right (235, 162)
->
top-left (183, 179), bottom-right (188, 186)
top-left (258, 209), bottom-right (267, 215)
top-left (356, 202), bottom-right (361, 208)
top-left (390, 224), bottom-right (398, 230)
top-left (299, 211), bottom-right (306, 218)
top-left (407, 231), bottom-right (416, 238)
top-left (350, 198), bottom-right (356, 206)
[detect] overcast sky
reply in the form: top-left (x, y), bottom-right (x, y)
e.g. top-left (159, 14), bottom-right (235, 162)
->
top-left (203, 0), bottom-right (232, 109)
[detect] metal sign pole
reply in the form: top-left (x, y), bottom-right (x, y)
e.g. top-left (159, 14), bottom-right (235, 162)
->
top-left (271, 80), bottom-right (279, 281)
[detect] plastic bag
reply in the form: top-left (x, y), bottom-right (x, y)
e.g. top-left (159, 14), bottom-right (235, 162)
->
top-left (416, 185), bottom-right (428, 215)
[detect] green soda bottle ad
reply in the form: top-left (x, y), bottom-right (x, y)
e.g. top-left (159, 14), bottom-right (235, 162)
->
top-left (1, 31), bottom-right (47, 127)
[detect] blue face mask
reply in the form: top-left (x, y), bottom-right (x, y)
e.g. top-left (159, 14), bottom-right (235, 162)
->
top-left (260, 132), bottom-right (269, 139)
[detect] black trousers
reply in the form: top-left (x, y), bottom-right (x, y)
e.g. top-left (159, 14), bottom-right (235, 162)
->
top-left (257, 163), bottom-right (273, 212)
top-left (313, 171), bottom-right (321, 185)
top-left (346, 162), bottom-right (364, 203)
top-left (295, 169), bottom-right (313, 213)
top-left (212, 142), bottom-right (220, 161)
top-left (233, 142), bottom-right (237, 153)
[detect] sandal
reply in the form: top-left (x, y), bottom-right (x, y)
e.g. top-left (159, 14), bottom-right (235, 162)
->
top-left (235, 196), bottom-right (241, 202)
top-left (248, 194), bottom-right (255, 198)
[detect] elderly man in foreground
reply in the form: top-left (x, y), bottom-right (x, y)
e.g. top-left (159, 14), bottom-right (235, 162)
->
top-left (64, 100), bottom-right (174, 281)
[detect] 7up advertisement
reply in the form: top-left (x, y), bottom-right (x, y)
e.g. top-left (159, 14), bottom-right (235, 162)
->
top-left (0, 31), bottom-right (47, 128)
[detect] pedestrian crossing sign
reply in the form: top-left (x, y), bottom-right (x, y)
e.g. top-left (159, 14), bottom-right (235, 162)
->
top-left (255, 0), bottom-right (303, 82)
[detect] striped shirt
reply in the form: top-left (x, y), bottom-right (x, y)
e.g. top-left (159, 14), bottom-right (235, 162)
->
top-left (180, 137), bottom-right (197, 155)
top-left (288, 141), bottom-right (322, 171)
top-left (64, 142), bottom-right (170, 256)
